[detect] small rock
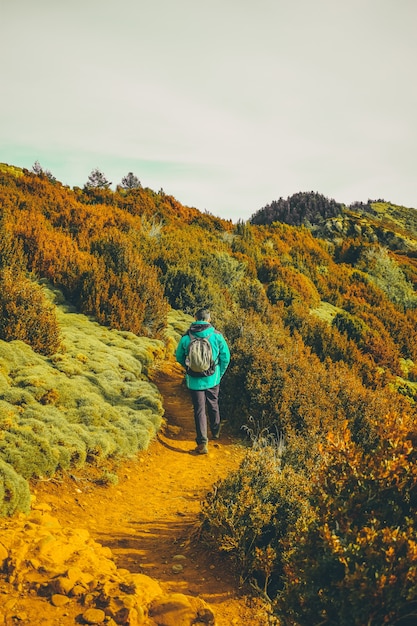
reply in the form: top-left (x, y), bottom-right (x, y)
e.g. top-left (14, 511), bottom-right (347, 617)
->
top-left (72, 584), bottom-right (86, 597)
top-left (149, 593), bottom-right (215, 626)
top-left (172, 554), bottom-right (186, 561)
top-left (4, 599), bottom-right (17, 611)
top-left (83, 593), bottom-right (95, 605)
top-left (66, 566), bottom-right (83, 583)
top-left (172, 564), bottom-right (183, 574)
top-left (82, 607), bottom-right (106, 624)
top-left (51, 594), bottom-right (70, 607)
top-left (13, 611), bottom-right (28, 621)
top-left (32, 502), bottom-right (52, 513)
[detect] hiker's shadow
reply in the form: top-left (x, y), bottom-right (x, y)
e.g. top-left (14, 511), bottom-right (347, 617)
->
top-left (156, 433), bottom-right (191, 454)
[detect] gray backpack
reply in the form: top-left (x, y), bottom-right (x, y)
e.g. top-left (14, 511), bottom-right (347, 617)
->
top-left (185, 330), bottom-right (217, 377)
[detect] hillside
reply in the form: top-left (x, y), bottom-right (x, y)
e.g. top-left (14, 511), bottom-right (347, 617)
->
top-left (250, 190), bottom-right (417, 252)
top-left (0, 162), bottom-right (417, 624)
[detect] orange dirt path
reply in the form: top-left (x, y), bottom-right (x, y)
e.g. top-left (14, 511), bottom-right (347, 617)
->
top-left (32, 361), bottom-right (272, 625)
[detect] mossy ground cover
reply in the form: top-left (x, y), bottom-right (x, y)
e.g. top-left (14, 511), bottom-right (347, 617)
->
top-left (309, 300), bottom-right (344, 324)
top-left (164, 308), bottom-right (193, 353)
top-left (0, 286), bottom-right (167, 517)
top-left (0, 162), bottom-right (24, 179)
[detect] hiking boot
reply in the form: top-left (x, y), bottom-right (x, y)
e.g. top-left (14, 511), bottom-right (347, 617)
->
top-left (191, 443), bottom-right (208, 455)
top-left (211, 424), bottom-right (222, 440)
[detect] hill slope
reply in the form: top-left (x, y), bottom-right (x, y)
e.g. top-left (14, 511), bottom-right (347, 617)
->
top-left (1, 162), bottom-right (417, 623)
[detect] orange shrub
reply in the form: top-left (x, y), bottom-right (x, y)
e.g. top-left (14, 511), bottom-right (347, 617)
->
top-left (0, 269), bottom-right (60, 355)
top-left (278, 414), bottom-right (417, 625)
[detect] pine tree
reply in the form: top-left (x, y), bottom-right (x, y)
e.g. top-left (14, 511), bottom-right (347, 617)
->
top-left (120, 172), bottom-right (141, 189)
top-left (84, 168), bottom-right (112, 190)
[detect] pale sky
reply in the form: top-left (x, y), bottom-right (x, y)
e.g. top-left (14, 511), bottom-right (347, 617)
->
top-left (1, 0), bottom-right (416, 221)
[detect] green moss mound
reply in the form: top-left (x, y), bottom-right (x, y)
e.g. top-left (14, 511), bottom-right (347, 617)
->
top-left (0, 286), bottom-right (166, 517)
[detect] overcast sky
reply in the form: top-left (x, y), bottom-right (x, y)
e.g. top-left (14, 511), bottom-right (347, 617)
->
top-left (1, 0), bottom-right (416, 221)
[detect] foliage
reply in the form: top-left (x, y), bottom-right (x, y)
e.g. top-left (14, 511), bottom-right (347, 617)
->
top-left (0, 459), bottom-right (31, 517)
top-left (3, 178), bottom-right (168, 338)
top-left (277, 415), bottom-right (417, 625)
top-left (163, 265), bottom-right (216, 314)
top-left (1, 162), bottom-right (417, 621)
top-left (79, 248), bottom-right (168, 338)
top-left (332, 310), bottom-right (367, 343)
top-left (0, 210), bottom-right (25, 271)
top-left (203, 397), bottom-right (417, 624)
top-left (119, 171), bottom-right (141, 190)
top-left (163, 309), bottom-right (194, 355)
top-left (200, 425), bottom-right (312, 597)
top-left (232, 277), bottom-right (269, 314)
top-left (202, 251), bottom-right (246, 288)
top-left (84, 167), bottom-right (112, 190)
top-left (0, 269), bottom-right (60, 355)
top-left (221, 305), bottom-right (413, 472)
top-left (359, 246), bottom-right (417, 310)
top-left (250, 192), bottom-right (343, 227)
top-left (0, 285), bottom-right (166, 516)
top-left (32, 160), bottom-right (56, 183)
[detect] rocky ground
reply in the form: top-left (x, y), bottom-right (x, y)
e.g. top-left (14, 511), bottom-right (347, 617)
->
top-left (0, 362), bottom-right (274, 625)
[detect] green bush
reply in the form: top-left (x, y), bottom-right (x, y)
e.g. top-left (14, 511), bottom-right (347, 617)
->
top-left (267, 280), bottom-right (299, 306)
top-left (200, 429), bottom-right (312, 597)
top-left (201, 251), bottom-right (246, 288)
top-left (332, 310), bottom-right (367, 343)
top-left (163, 265), bottom-right (215, 314)
top-left (232, 277), bottom-right (269, 314)
top-left (0, 459), bottom-right (31, 517)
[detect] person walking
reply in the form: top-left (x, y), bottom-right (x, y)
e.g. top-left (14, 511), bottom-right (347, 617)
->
top-left (175, 308), bottom-right (230, 455)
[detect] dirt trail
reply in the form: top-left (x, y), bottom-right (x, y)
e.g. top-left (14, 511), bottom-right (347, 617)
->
top-left (31, 361), bottom-right (271, 625)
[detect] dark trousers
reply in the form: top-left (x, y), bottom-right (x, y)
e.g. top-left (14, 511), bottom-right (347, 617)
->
top-left (190, 385), bottom-right (221, 445)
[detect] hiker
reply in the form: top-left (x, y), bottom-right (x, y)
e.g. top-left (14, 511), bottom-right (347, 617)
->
top-left (175, 308), bottom-right (230, 455)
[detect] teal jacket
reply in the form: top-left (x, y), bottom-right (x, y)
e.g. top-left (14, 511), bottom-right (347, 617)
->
top-left (175, 321), bottom-right (230, 390)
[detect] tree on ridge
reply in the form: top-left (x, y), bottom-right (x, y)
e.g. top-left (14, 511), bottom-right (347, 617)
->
top-left (120, 172), bottom-right (141, 190)
top-left (84, 168), bottom-right (112, 190)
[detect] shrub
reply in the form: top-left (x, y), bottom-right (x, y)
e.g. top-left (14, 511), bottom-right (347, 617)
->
top-left (332, 310), bottom-right (367, 343)
top-left (200, 428), bottom-right (312, 597)
top-left (277, 415), bottom-right (417, 625)
top-left (0, 269), bottom-right (60, 355)
top-left (267, 281), bottom-right (298, 306)
top-left (163, 265), bottom-right (215, 314)
top-left (0, 427), bottom-right (59, 479)
top-left (232, 277), bottom-right (269, 314)
top-left (79, 260), bottom-right (168, 338)
top-left (361, 246), bottom-right (417, 310)
top-left (0, 459), bottom-right (31, 517)
top-left (219, 312), bottom-right (287, 433)
top-left (201, 251), bottom-right (246, 288)
top-left (222, 307), bottom-right (409, 469)
top-left (283, 302), bottom-right (378, 386)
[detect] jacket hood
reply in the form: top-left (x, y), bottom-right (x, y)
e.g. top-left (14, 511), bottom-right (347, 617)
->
top-left (189, 322), bottom-right (212, 335)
